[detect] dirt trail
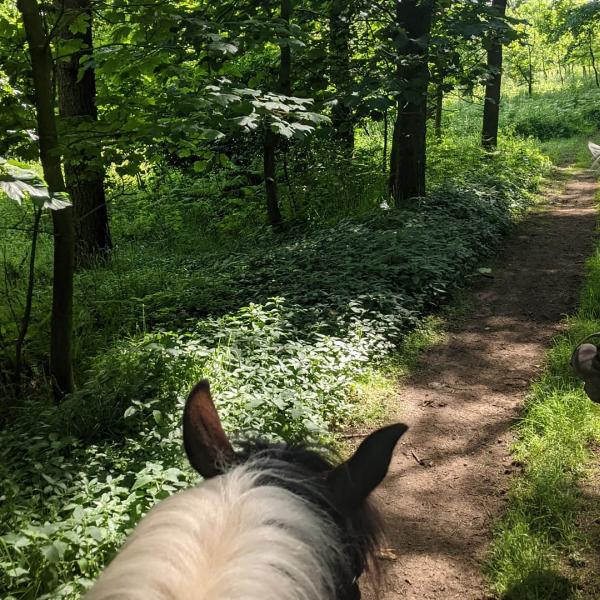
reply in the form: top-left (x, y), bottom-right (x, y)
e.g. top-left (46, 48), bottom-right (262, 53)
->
top-left (364, 170), bottom-right (598, 599)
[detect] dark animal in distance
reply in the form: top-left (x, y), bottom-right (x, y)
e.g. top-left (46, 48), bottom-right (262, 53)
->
top-left (571, 332), bottom-right (600, 403)
top-left (85, 380), bottom-right (408, 599)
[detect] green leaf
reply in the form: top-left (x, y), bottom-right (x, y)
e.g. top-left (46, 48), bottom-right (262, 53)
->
top-left (163, 468), bottom-right (183, 483)
top-left (57, 38), bottom-right (85, 60)
top-left (291, 123), bottom-right (314, 136)
top-left (218, 153), bottom-right (233, 168)
top-left (69, 13), bottom-right (90, 35)
top-left (234, 114), bottom-right (259, 129)
top-left (0, 179), bottom-right (49, 203)
top-left (123, 406), bottom-right (136, 418)
top-left (77, 558), bottom-right (88, 572)
top-left (298, 112), bottom-right (330, 125)
top-left (85, 526), bottom-right (104, 542)
top-left (201, 129), bottom-right (225, 141)
top-left (131, 474), bottom-right (154, 491)
top-left (53, 540), bottom-right (68, 559)
top-left (209, 92), bottom-right (241, 107)
top-left (193, 160), bottom-right (209, 173)
top-left (72, 505), bottom-right (85, 522)
top-left (270, 121), bottom-right (294, 138)
top-left (42, 544), bottom-right (60, 563)
top-left (43, 192), bottom-right (72, 210)
top-left (208, 41), bottom-right (238, 55)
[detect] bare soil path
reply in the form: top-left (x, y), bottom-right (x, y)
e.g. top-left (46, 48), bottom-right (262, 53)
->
top-left (364, 170), bottom-right (598, 599)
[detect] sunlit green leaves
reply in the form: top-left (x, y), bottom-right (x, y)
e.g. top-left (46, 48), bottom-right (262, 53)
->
top-left (39, 192), bottom-right (72, 211)
top-left (0, 159), bottom-right (72, 210)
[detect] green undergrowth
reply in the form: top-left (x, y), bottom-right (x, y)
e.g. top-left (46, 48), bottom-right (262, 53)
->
top-left (444, 84), bottom-right (600, 161)
top-left (505, 86), bottom-right (600, 142)
top-left (540, 134), bottom-right (594, 169)
top-left (0, 136), bottom-right (550, 598)
top-left (488, 233), bottom-right (600, 599)
top-left (344, 314), bottom-right (447, 430)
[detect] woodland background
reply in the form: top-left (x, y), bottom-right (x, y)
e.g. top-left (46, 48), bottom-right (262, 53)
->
top-left (2, 0), bottom-right (600, 597)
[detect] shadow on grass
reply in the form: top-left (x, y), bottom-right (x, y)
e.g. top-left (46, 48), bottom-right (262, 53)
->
top-left (502, 569), bottom-right (576, 600)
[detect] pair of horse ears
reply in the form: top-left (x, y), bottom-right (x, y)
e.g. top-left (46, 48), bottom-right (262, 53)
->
top-left (183, 380), bottom-right (407, 508)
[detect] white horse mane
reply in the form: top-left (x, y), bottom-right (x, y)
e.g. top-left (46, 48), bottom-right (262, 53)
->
top-left (85, 458), bottom-right (346, 600)
top-left (589, 140), bottom-right (600, 169)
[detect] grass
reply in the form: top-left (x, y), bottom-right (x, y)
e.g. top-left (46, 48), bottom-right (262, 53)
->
top-left (540, 135), bottom-right (594, 169)
top-left (345, 314), bottom-right (447, 429)
top-left (487, 191), bottom-right (600, 599)
top-left (443, 81), bottom-right (600, 168)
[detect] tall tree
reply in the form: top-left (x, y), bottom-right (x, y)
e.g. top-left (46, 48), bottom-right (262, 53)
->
top-left (557, 0), bottom-right (600, 88)
top-left (263, 0), bottom-right (292, 230)
top-left (388, 0), bottom-right (435, 206)
top-left (482, 0), bottom-right (507, 149)
top-left (57, 0), bottom-right (112, 266)
top-left (329, 0), bottom-right (354, 150)
top-left (17, 0), bottom-right (75, 399)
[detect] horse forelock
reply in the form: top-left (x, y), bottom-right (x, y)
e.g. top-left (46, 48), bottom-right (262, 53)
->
top-left (85, 446), bottom-right (382, 600)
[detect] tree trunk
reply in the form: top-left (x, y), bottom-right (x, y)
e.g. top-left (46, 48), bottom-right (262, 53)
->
top-left (382, 107), bottom-right (388, 174)
top-left (57, 0), bottom-right (111, 268)
top-left (329, 0), bottom-right (354, 151)
top-left (434, 83), bottom-right (444, 139)
top-left (541, 52), bottom-right (547, 80)
top-left (279, 0), bottom-right (292, 97)
top-left (17, 0), bottom-right (75, 400)
top-left (527, 45), bottom-right (533, 96)
top-left (388, 0), bottom-right (434, 206)
top-left (264, 128), bottom-right (283, 229)
top-left (589, 34), bottom-right (599, 88)
top-left (482, 0), bottom-right (507, 149)
top-left (263, 0), bottom-right (292, 231)
top-left (14, 207), bottom-right (42, 388)
top-left (558, 58), bottom-right (564, 86)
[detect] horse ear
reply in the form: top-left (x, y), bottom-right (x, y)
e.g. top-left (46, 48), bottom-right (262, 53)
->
top-left (183, 380), bottom-right (235, 478)
top-left (327, 423), bottom-right (408, 511)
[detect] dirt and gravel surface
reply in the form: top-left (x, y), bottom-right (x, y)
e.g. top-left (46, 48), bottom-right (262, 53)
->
top-left (363, 170), bottom-right (598, 600)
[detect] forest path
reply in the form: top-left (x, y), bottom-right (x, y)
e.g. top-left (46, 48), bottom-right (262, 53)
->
top-left (363, 169), bottom-right (598, 599)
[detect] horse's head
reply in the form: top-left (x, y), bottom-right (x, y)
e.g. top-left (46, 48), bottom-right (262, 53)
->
top-left (183, 380), bottom-right (408, 598)
top-left (86, 380), bottom-right (407, 600)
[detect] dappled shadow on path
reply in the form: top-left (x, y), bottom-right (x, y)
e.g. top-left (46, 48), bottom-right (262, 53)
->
top-left (362, 173), bottom-right (598, 600)
top-left (573, 456), bottom-right (600, 599)
top-left (501, 571), bottom-right (575, 600)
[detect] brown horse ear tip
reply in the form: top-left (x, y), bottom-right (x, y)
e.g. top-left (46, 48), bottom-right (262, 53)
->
top-left (196, 379), bottom-right (211, 391)
top-left (185, 381), bottom-right (214, 416)
top-left (385, 422), bottom-right (409, 438)
top-left (188, 379), bottom-right (211, 397)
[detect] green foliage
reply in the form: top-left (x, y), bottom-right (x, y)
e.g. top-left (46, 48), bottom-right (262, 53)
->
top-left (0, 159), bottom-right (72, 210)
top-left (505, 86), bottom-right (600, 141)
top-left (0, 412), bottom-right (193, 599)
top-left (0, 129), bottom-right (550, 598)
top-left (487, 246), bottom-right (600, 599)
top-left (0, 0), bottom-right (590, 597)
